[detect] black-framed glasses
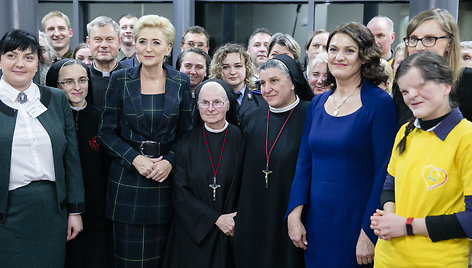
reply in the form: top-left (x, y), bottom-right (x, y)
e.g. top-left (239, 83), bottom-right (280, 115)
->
top-left (403, 35), bottom-right (451, 48)
top-left (198, 100), bottom-right (226, 109)
top-left (57, 78), bottom-right (89, 87)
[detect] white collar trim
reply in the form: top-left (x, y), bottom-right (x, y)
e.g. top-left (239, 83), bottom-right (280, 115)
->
top-left (204, 121), bottom-right (229, 133)
top-left (269, 95), bottom-right (299, 113)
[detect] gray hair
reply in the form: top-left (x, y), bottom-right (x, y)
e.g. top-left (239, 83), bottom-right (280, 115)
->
top-left (87, 16), bottom-right (120, 37)
top-left (307, 52), bottom-right (328, 75)
top-left (461, 41), bottom-right (472, 49)
top-left (38, 31), bottom-right (54, 64)
top-left (267, 33), bottom-right (301, 60)
top-left (367, 16), bottom-right (394, 32)
top-left (259, 58), bottom-right (291, 80)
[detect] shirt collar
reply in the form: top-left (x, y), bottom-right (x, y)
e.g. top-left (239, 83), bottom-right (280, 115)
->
top-left (236, 86), bottom-right (246, 96)
top-left (413, 108), bottom-right (463, 141)
top-left (70, 100), bottom-right (87, 111)
top-left (92, 61), bottom-right (119, 77)
top-left (0, 76), bottom-right (39, 104)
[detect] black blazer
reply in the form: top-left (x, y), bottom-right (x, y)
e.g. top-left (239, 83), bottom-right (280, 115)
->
top-left (238, 88), bottom-right (266, 127)
top-left (98, 63), bottom-right (193, 225)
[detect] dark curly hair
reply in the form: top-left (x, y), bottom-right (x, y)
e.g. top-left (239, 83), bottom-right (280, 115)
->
top-left (325, 22), bottom-right (388, 88)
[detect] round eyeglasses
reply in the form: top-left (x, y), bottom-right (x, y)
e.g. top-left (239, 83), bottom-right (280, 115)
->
top-left (403, 35), bottom-right (451, 48)
top-left (198, 100), bottom-right (226, 109)
top-left (57, 78), bottom-right (89, 88)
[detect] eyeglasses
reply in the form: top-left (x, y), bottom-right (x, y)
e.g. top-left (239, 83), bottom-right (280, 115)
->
top-left (198, 100), bottom-right (226, 109)
top-left (184, 41), bottom-right (206, 48)
top-left (403, 35), bottom-right (451, 48)
top-left (57, 78), bottom-right (89, 87)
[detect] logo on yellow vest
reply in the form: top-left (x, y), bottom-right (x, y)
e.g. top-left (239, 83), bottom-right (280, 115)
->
top-left (422, 165), bottom-right (448, 191)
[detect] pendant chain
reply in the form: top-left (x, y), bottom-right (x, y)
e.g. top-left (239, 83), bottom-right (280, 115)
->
top-left (332, 87), bottom-right (359, 116)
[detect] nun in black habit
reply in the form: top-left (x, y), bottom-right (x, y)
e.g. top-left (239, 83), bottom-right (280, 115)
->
top-left (233, 55), bottom-right (314, 268)
top-left (46, 59), bottom-right (112, 268)
top-left (164, 79), bottom-right (243, 268)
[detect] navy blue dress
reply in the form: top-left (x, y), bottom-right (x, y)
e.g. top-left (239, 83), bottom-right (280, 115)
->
top-left (286, 81), bottom-right (397, 267)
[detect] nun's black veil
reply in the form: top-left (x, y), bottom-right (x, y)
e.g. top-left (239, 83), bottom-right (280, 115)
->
top-left (193, 78), bottom-right (239, 128)
top-left (272, 54), bottom-right (314, 102)
top-left (45, 58), bottom-right (94, 104)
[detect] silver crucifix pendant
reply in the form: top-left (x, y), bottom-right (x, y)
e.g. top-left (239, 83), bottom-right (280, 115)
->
top-left (209, 177), bottom-right (221, 202)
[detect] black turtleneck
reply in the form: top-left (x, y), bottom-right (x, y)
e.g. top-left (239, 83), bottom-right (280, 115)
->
top-left (418, 111), bottom-right (451, 131)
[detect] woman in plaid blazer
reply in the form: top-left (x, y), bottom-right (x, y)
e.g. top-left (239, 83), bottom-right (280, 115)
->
top-left (98, 15), bottom-right (193, 267)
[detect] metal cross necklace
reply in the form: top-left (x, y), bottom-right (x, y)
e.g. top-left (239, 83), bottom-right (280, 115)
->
top-left (203, 124), bottom-right (229, 202)
top-left (263, 107), bottom-right (295, 189)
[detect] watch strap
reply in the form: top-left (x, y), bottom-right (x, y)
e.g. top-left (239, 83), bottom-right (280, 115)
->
top-left (406, 217), bottom-right (414, 236)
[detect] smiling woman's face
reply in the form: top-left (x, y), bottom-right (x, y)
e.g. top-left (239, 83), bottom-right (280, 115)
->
top-left (0, 47), bottom-right (38, 91)
top-left (58, 63), bottom-right (89, 107)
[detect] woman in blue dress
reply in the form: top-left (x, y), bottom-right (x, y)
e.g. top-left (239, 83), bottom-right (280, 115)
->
top-left (286, 22), bottom-right (397, 267)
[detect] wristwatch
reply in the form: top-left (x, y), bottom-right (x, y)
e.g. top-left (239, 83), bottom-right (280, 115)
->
top-left (406, 217), bottom-right (414, 236)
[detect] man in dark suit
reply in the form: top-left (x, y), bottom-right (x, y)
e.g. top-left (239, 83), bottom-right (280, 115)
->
top-left (86, 16), bottom-right (126, 109)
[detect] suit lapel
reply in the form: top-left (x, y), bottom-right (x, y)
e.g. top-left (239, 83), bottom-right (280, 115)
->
top-left (238, 89), bottom-right (252, 116)
top-left (125, 66), bottom-right (151, 136)
top-left (162, 64), bottom-right (179, 121)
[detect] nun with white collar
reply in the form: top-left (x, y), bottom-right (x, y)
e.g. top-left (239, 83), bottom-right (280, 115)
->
top-left (233, 54), bottom-right (314, 268)
top-left (164, 78), bottom-right (243, 268)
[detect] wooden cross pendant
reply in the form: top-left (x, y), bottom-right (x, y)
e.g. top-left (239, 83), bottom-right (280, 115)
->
top-left (209, 177), bottom-right (221, 202)
top-left (262, 164), bottom-right (272, 189)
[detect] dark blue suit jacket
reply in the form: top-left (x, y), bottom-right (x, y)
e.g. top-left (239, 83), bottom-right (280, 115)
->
top-left (98, 63), bottom-right (193, 225)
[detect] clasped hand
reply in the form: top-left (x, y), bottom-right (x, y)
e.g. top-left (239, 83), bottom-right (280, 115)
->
top-left (370, 209), bottom-right (407, 240)
top-left (216, 212), bottom-right (237, 237)
top-left (132, 155), bottom-right (172, 182)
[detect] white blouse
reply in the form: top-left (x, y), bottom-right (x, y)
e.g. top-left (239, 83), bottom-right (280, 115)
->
top-left (0, 78), bottom-right (55, 190)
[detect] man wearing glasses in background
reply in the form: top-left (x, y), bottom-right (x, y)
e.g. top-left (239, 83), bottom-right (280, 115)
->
top-left (181, 26), bottom-right (210, 54)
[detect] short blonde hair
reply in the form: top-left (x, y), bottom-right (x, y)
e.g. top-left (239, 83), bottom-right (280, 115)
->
top-left (41, 11), bottom-right (71, 31)
top-left (210, 43), bottom-right (255, 89)
top-left (134, 15), bottom-right (175, 46)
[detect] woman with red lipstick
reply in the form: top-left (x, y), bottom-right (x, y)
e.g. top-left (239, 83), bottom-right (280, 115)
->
top-left (98, 15), bottom-right (193, 267)
top-left (372, 51), bottom-right (472, 268)
top-left (286, 22), bottom-right (397, 267)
